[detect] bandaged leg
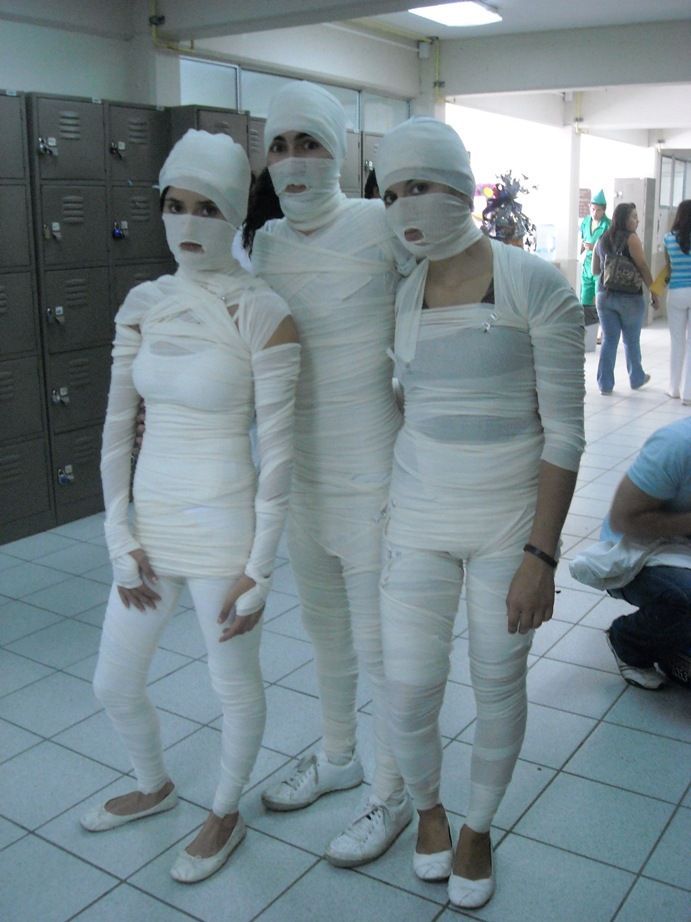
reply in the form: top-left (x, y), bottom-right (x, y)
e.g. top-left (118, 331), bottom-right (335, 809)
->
top-left (93, 577), bottom-right (183, 793)
top-left (381, 545), bottom-right (463, 810)
top-left (464, 551), bottom-right (532, 832)
top-left (188, 577), bottom-right (266, 816)
top-left (288, 518), bottom-right (358, 763)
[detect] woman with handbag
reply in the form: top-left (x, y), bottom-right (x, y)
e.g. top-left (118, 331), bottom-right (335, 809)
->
top-left (592, 202), bottom-right (659, 395)
top-left (663, 199), bottom-right (691, 404)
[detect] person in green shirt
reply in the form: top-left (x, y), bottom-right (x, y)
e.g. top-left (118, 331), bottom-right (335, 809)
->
top-left (580, 190), bottom-right (611, 348)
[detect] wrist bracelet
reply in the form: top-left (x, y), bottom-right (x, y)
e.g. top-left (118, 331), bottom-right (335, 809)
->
top-left (523, 543), bottom-right (558, 569)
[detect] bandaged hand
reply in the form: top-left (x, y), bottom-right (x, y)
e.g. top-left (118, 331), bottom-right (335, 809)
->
top-left (218, 574), bottom-right (265, 642)
top-left (506, 554), bottom-right (555, 634)
top-left (117, 549), bottom-right (161, 611)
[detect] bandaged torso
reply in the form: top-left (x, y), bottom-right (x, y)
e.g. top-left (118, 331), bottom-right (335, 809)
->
top-left (252, 199), bottom-right (410, 505)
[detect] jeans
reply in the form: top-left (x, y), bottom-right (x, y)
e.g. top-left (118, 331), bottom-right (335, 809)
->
top-left (596, 290), bottom-right (647, 393)
top-left (609, 565), bottom-right (691, 668)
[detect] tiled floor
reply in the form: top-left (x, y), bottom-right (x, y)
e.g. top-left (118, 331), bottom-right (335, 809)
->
top-left (1, 320), bottom-right (689, 922)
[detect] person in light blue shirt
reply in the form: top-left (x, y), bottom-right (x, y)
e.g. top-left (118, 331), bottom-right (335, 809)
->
top-left (664, 199), bottom-right (691, 403)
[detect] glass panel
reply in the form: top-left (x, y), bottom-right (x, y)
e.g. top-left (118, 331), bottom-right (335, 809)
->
top-left (659, 156), bottom-right (673, 207)
top-left (362, 93), bottom-right (410, 133)
top-left (315, 83), bottom-right (359, 131)
top-left (685, 161), bottom-right (691, 200)
top-left (672, 158), bottom-right (685, 206)
top-left (240, 71), bottom-right (297, 118)
top-left (179, 58), bottom-right (238, 109)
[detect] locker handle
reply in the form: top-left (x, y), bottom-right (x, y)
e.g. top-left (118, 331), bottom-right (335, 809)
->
top-left (46, 305), bottom-right (66, 325)
top-left (364, 159), bottom-right (375, 172)
top-left (109, 141), bottom-right (126, 159)
top-left (57, 465), bottom-right (75, 486)
top-left (51, 386), bottom-right (70, 406)
top-left (38, 136), bottom-right (58, 157)
top-left (112, 221), bottom-right (128, 240)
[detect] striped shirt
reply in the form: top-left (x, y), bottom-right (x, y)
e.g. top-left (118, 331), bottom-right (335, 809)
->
top-left (664, 232), bottom-right (691, 290)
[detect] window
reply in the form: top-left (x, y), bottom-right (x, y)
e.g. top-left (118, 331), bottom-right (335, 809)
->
top-left (179, 58), bottom-right (238, 109)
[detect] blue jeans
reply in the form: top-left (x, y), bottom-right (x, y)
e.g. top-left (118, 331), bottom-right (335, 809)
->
top-left (596, 290), bottom-right (647, 392)
top-left (609, 565), bottom-right (691, 667)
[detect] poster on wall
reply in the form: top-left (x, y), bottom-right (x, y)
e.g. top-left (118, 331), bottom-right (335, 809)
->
top-left (578, 188), bottom-right (592, 218)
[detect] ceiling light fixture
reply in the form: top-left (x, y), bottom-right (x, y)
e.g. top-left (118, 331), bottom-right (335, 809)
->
top-left (409, 2), bottom-right (502, 27)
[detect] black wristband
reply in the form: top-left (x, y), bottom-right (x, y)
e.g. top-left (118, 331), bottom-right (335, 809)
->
top-left (523, 543), bottom-right (558, 569)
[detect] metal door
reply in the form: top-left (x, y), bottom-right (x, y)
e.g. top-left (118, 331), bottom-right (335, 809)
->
top-left (112, 261), bottom-right (174, 314)
top-left (107, 105), bottom-right (170, 183)
top-left (109, 185), bottom-right (169, 262)
top-left (0, 94), bottom-right (27, 179)
top-left (0, 272), bottom-right (37, 356)
top-left (41, 267), bottom-right (112, 352)
top-left (341, 131), bottom-right (362, 196)
top-left (46, 346), bottom-right (111, 432)
top-left (52, 424), bottom-right (103, 516)
top-left (0, 184), bottom-right (32, 269)
top-left (0, 356), bottom-right (44, 440)
top-left (614, 177), bottom-right (656, 267)
top-left (248, 117), bottom-right (266, 175)
top-left (32, 96), bottom-right (105, 181)
top-left (197, 109), bottom-right (249, 152)
top-left (39, 185), bottom-right (108, 267)
top-left (0, 437), bottom-right (52, 524)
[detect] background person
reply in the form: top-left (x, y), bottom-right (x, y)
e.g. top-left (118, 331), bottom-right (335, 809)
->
top-left (579, 190), bottom-right (610, 351)
top-left (663, 199), bottom-right (691, 405)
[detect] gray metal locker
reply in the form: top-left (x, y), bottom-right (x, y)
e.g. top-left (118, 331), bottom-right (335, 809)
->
top-left (341, 130), bottom-right (362, 197)
top-left (0, 93), bottom-right (27, 179)
top-left (39, 185), bottom-right (109, 267)
top-left (46, 346), bottom-right (111, 433)
top-left (31, 96), bottom-right (105, 181)
top-left (109, 185), bottom-right (169, 262)
top-left (362, 132), bottom-right (383, 194)
top-left (0, 184), bottom-right (32, 269)
top-left (0, 356), bottom-right (45, 441)
top-left (107, 104), bottom-right (170, 183)
top-left (41, 268), bottom-right (112, 352)
top-left (0, 272), bottom-right (37, 356)
top-left (248, 117), bottom-right (266, 175)
top-left (52, 425), bottom-right (104, 521)
top-left (112, 261), bottom-right (174, 315)
top-left (0, 438), bottom-right (52, 530)
top-left (170, 106), bottom-right (249, 154)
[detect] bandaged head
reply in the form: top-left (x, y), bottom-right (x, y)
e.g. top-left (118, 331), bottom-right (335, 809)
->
top-left (159, 129), bottom-right (250, 271)
top-left (265, 81), bottom-right (347, 231)
top-left (376, 117), bottom-right (483, 261)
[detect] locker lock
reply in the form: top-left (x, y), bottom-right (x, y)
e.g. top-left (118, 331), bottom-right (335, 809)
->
top-left (109, 140), bottom-right (127, 159)
top-left (38, 136), bottom-right (58, 157)
top-left (43, 222), bottom-right (62, 241)
top-left (364, 159), bottom-right (375, 172)
top-left (112, 220), bottom-right (129, 240)
top-left (46, 305), bottom-right (66, 325)
top-left (51, 386), bottom-right (70, 406)
top-left (57, 465), bottom-right (75, 486)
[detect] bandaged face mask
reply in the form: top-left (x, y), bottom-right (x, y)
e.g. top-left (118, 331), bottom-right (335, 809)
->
top-left (385, 192), bottom-right (483, 261)
top-left (268, 157), bottom-right (343, 230)
top-left (163, 213), bottom-right (235, 272)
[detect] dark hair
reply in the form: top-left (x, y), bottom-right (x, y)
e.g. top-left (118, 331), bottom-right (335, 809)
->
top-left (364, 170), bottom-right (380, 200)
top-left (602, 202), bottom-right (637, 252)
top-left (241, 168), bottom-right (283, 254)
top-left (671, 199), bottom-right (691, 255)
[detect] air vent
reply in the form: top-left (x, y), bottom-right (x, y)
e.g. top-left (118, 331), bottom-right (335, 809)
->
top-left (0, 370), bottom-right (16, 402)
top-left (129, 194), bottom-right (152, 222)
top-left (59, 110), bottom-right (81, 140)
top-left (63, 277), bottom-right (88, 308)
top-left (127, 117), bottom-right (149, 145)
top-left (62, 194), bottom-right (85, 224)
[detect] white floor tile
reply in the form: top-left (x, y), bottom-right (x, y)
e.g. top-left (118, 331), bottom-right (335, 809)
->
top-left (6, 618), bottom-right (102, 669)
top-left (0, 648), bottom-right (54, 697)
top-left (22, 575), bottom-right (112, 616)
top-left (552, 587), bottom-right (601, 623)
top-left (149, 662), bottom-right (222, 725)
top-left (605, 684), bottom-right (691, 743)
top-left (70, 883), bottom-right (193, 922)
top-left (34, 543), bottom-right (110, 576)
top-left (545, 624), bottom-right (619, 674)
top-left (261, 686), bottom-right (323, 756)
top-left (0, 671), bottom-right (99, 736)
top-left (527, 658), bottom-right (624, 718)
top-left (0, 816), bottom-right (26, 850)
top-left (0, 531), bottom-right (78, 561)
top-left (0, 599), bottom-right (63, 644)
top-left (642, 807), bottom-right (691, 890)
top-left (615, 877), bottom-right (691, 922)
top-left (514, 703), bottom-right (597, 770)
top-left (0, 718), bottom-right (42, 764)
top-left (0, 561), bottom-right (70, 599)
top-left (50, 513), bottom-right (105, 541)
top-left (260, 630), bottom-right (313, 683)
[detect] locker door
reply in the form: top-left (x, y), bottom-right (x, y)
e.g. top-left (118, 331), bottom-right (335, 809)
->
top-left (42, 267), bottom-right (112, 352)
top-left (111, 261), bottom-right (173, 314)
top-left (0, 438), bottom-right (52, 523)
top-left (0, 273), bottom-right (37, 356)
top-left (107, 105), bottom-right (170, 183)
top-left (341, 131), bottom-right (362, 197)
top-left (0, 95), bottom-right (26, 179)
top-left (0, 356), bottom-right (45, 440)
top-left (197, 110), bottom-right (249, 152)
top-left (110, 185), bottom-right (169, 262)
top-left (0, 184), bottom-right (32, 268)
top-left (46, 346), bottom-right (111, 432)
top-left (40, 185), bottom-right (108, 267)
top-left (52, 425), bottom-right (103, 517)
top-left (33, 97), bottom-right (105, 181)
top-left (248, 117), bottom-right (266, 175)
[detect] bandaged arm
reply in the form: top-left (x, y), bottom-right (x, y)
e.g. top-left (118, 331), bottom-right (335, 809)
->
top-left (236, 317), bottom-right (300, 615)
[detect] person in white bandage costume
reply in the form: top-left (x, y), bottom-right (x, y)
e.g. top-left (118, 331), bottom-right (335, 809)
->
top-left (82, 130), bottom-right (300, 885)
top-left (375, 118), bottom-right (585, 909)
top-left (251, 82), bottom-right (415, 868)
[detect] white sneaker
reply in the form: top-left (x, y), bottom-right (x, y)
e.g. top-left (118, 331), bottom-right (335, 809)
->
top-left (606, 631), bottom-right (667, 690)
top-left (324, 793), bottom-right (413, 868)
top-left (261, 752), bottom-right (364, 812)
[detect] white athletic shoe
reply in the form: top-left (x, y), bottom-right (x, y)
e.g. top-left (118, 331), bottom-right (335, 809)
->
top-left (606, 631), bottom-right (667, 690)
top-left (261, 751), bottom-right (364, 812)
top-left (324, 793), bottom-right (414, 868)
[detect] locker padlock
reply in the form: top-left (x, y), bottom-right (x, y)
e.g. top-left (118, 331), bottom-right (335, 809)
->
top-left (57, 465), bottom-right (75, 486)
top-left (112, 220), bottom-right (128, 240)
top-left (50, 222), bottom-right (62, 241)
top-left (46, 305), bottom-right (66, 325)
top-left (109, 140), bottom-right (127, 159)
top-left (50, 386), bottom-right (70, 406)
top-left (38, 136), bottom-right (58, 157)
top-left (365, 159), bottom-right (375, 171)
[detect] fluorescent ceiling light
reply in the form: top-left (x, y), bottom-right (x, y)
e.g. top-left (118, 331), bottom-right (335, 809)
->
top-left (409, 2), bottom-right (502, 27)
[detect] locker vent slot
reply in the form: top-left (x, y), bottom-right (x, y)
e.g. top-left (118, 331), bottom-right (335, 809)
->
top-left (128, 117), bottom-right (149, 145)
top-left (0, 451), bottom-right (22, 486)
top-left (73, 434), bottom-right (100, 462)
top-left (62, 195), bottom-right (86, 224)
top-left (59, 110), bottom-right (81, 140)
top-left (130, 194), bottom-right (153, 223)
top-left (64, 278), bottom-right (88, 308)
top-left (0, 371), bottom-right (16, 402)
top-left (248, 129), bottom-right (263, 153)
top-left (67, 357), bottom-right (92, 388)
top-left (0, 286), bottom-right (7, 318)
